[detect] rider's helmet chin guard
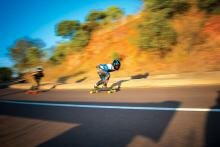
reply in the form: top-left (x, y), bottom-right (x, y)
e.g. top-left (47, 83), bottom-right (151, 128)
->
top-left (112, 59), bottom-right (121, 70)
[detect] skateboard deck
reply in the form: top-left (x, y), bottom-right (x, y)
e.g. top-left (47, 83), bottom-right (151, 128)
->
top-left (89, 87), bottom-right (117, 94)
top-left (25, 90), bottom-right (41, 95)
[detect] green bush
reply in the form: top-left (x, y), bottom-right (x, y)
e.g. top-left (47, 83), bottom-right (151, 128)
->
top-left (81, 21), bottom-right (99, 32)
top-left (0, 67), bottom-right (12, 82)
top-left (86, 6), bottom-right (124, 24)
top-left (49, 51), bottom-right (65, 64)
top-left (198, 0), bottom-right (220, 14)
top-left (144, 0), bottom-right (172, 11)
top-left (169, 1), bottom-right (191, 17)
top-left (51, 6), bottom-right (124, 64)
top-left (71, 30), bottom-right (91, 51)
top-left (86, 10), bottom-right (107, 22)
top-left (49, 44), bottom-right (69, 64)
top-left (137, 0), bottom-right (191, 56)
top-left (50, 30), bottom-right (91, 64)
top-left (56, 20), bottom-right (80, 37)
top-left (105, 6), bottom-right (124, 21)
top-left (138, 12), bottom-right (177, 54)
top-left (144, 0), bottom-right (190, 18)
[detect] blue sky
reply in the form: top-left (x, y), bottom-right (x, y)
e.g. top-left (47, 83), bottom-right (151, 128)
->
top-left (0, 0), bottom-right (142, 67)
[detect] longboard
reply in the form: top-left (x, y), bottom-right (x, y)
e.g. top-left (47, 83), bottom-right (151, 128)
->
top-left (25, 90), bottom-right (41, 95)
top-left (25, 84), bottom-right (56, 95)
top-left (89, 88), bottom-right (117, 94)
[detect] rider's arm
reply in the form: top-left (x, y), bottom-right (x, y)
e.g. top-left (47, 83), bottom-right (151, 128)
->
top-left (107, 64), bottom-right (115, 72)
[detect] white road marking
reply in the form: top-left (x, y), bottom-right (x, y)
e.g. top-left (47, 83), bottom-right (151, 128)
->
top-left (0, 100), bottom-right (220, 112)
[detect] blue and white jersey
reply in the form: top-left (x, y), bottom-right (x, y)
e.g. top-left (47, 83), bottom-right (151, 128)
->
top-left (98, 64), bottom-right (115, 72)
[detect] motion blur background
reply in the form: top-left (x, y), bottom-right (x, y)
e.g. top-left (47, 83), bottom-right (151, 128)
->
top-left (0, 0), bottom-right (219, 83)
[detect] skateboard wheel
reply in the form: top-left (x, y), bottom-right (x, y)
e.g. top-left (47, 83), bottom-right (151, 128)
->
top-left (89, 89), bottom-right (97, 94)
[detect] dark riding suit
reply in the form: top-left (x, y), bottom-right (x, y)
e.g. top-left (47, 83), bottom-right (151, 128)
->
top-left (33, 71), bottom-right (44, 90)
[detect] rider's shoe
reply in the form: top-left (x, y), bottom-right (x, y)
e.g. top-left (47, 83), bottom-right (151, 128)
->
top-left (102, 84), bottom-right (107, 89)
top-left (94, 84), bottom-right (98, 89)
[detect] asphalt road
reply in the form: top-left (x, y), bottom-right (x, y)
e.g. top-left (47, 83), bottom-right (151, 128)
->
top-left (0, 85), bottom-right (220, 147)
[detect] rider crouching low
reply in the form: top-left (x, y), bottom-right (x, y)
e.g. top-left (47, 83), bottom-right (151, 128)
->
top-left (94, 59), bottom-right (121, 89)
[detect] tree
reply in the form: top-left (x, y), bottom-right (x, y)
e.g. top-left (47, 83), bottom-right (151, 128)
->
top-left (81, 21), bottom-right (98, 32)
top-left (51, 6), bottom-right (124, 64)
top-left (86, 10), bottom-right (107, 22)
top-left (0, 67), bottom-right (12, 82)
top-left (9, 38), bottom-right (45, 71)
top-left (105, 6), bottom-right (124, 21)
top-left (198, 0), bottom-right (220, 14)
top-left (26, 47), bottom-right (44, 66)
top-left (85, 7), bottom-right (124, 24)
top-left (56, 20), bottom-right (80, 37)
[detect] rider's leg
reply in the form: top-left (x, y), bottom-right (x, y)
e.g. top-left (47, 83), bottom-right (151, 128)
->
top-left (94, 70), bottom-right (109, 88)
top-left (94, 69), bottom-right (105, 88)
top-left (94, 80), bottom-right (104, 88)
top-left (102, 73), bottom-right (110, 88)
top-left (35, 79), bottom-right (40, 90)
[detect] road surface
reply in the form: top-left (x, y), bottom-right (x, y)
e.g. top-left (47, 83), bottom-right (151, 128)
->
top-left (0, 85), bottom-right (220, 147)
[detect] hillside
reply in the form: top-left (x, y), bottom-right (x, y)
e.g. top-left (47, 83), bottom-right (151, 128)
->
top-left (43, 5), bottom-right (220, 83)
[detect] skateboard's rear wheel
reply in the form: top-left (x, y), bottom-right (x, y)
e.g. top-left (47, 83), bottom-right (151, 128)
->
top-left (108, 89), bottom-right (117, 93)
top-left (107, 90), bottom-right (114, 94)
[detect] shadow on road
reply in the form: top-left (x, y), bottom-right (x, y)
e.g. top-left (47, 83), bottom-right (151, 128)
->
top-left (40, 84), bottom-right (57, 92)
top-left (0, 79), bottom-right (26, 89)
top-left (109, 80), bottom-right (129, 91)
top-left (75, 77), bottom-right (87, 83)
top-left (130, 72), bottom-right (149, 80)
top-left (0, 100), bottom-right (180, 147)
top-left (57, 71), bottom-right (86, 84)
top-left (107, 72), bottom-right (149, 91)
top-left (205, 91), bottom-right (220, 147)
top-left (0, 84), bottom-right (57, 97)
top-left (0, 89), bottom-right (26, 97)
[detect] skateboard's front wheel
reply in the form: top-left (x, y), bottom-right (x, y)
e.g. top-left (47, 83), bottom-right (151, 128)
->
top-left (26, 90), bottom-right (39, 95)
top-left (89, 89), bottom-right (98, 94)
